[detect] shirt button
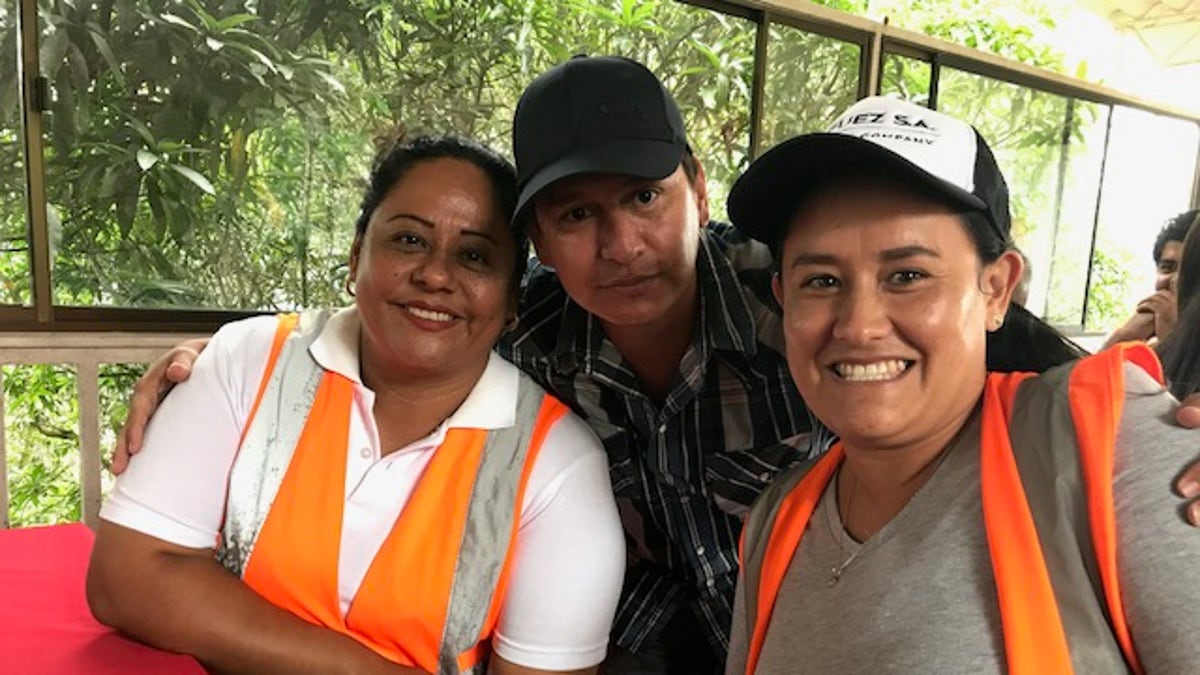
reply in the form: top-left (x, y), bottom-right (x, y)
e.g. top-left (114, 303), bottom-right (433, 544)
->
top-left (759, 472), bottom-right (771, 482)
top-left (695, 545), bottom-right (705, 556)
top-left (360, 447), bottom-right (372, 459)
top-left (706, 578), bottom-right (715, 589)
top-left (658, 423), bottom-right (667, 433)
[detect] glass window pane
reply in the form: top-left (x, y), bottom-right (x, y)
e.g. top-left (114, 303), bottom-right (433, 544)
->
top-left (760, 22), bottom-right (861, 150)
top-left (4, 364), bottom-right (81, 526)
top-left (1087, 106), bottom-right (1199, 332)
top-left (1042, 100), bottom-right (1110, 328)
top-left (879, 52), bottom-right (931, 105)
top-left (38, 1), bottom-right (754, 311)
top-left (0, 0), bottom-right (29, 306)
top-left (938, 69), bottom-right (1108, 328)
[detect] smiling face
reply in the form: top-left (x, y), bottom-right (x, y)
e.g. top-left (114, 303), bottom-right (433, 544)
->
top-left (529, 163), bottom-right (708, 331)
top-left (349, 157), bottom-right (516, 382)
top-left (771, 178), bottom-right (1019, 454)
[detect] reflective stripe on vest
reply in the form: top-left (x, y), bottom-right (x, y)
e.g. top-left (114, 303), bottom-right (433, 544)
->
top-left (217, 311), bottom-right (568, 673)
top-left (739, 343), bottom-right (1160, 675)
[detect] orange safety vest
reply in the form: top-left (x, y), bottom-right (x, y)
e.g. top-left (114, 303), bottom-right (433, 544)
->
top-left (217, 312), bottom-right (568, 673)
top-left (739, 343), bottom-right (1162, 675)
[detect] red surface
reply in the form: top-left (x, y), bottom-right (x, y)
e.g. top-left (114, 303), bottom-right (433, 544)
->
top-left (0, 523), bottom-right (205, 674)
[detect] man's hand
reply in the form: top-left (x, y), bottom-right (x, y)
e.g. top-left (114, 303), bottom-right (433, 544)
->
top-left (1174, 393), bottom-right (1200, 525)
top-left (1135, 288), bottom-right (1178, 340)
top-left (1102, 310), bottom-right (1156, 349)
top-left (112, 338), bottom-right (209, 475)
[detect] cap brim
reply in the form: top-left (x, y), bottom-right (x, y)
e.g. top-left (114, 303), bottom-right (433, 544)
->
top-left (729, 134), bottom-right (987, 249)
top-left (514, 139), bottom-right (686, 223)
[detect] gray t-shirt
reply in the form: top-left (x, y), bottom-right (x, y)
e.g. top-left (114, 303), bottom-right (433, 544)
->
top-left (727, 364), bottom-right (1200, 674)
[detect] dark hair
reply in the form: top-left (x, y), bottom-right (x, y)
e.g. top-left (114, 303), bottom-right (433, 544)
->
top-left (957, 211), bottom-right (1089, 372)
top-left (354, 134), bottom-right (528, 286)
top-left (1157, 218), bottom-right (1200, 398)
top-left (1153, 209), bottom-right (1197, 263)
top-left (680, 148), bottom-right (700, 185)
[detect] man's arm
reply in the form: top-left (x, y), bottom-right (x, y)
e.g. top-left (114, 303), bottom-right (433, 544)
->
top-left (1101, 310), bottom-right (1156, 350)
top-left (112, 337), bottom-right (210, 474)
top-left (88, 522), bottom-right (415, 675)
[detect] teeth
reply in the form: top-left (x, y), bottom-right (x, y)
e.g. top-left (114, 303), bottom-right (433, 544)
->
top-left (835, 360), bottom-right (910, 381)
top-left (406, 306), bottom-right (455, 322)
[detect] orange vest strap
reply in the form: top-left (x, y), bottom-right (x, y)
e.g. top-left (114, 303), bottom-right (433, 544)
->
top-left (1067, 344), bottom-right (1161, 675)
top-left (980, 371), bottom-right (1073, 675)
top-left (479, 396), bottom-right (570, 633)
top-left (238, 313), bottom-right (299, 449)
top-left (243, 369), bottom-right (353, 630)
top-left (743, 444), bottom-right (845, 675)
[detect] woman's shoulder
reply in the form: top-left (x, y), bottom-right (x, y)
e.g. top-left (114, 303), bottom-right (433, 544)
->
top-left (208, 314), bottom-right (288, 354)
top-left (1015, 346), bottom-right (1167, 398)
top-left (742, 458), bottom-right (822, 552)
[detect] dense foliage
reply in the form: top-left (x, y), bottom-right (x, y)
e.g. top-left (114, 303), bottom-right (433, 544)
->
top-left (0, 0), bottom-right (1136, 524)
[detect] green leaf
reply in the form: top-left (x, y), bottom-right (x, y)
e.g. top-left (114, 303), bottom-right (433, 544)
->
top-left (214, 13), bottom-right (258, 32)
top-left (127, 117), bottom-right (156, 147)
top-left (98, 170), bottom-right (120, 198)
top-left (136, 149), bottom-right (159, 171)
top-left (169, 164), bottom-right (215, 196)
top-left (38, 29), bottom-right (71, 75)
top-left (224, 41), bottom-right (279, 73)
top-left (87, 29), bottom-right (127, 87)
top-left (158, 13), bottom-right (198, 32)
top-left (315, 70), bottom-right (346, 94)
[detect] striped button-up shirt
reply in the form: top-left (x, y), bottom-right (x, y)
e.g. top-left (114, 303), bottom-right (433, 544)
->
top-left (499, 223), bottom-right (831, 659)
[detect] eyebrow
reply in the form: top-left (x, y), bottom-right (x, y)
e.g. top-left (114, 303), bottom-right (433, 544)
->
top-left (879, 245), bottom-right (941, 261)
top-left (787, 245), bottom-right (941, 269)
top-left (383, 213), bottom-right (498, 244)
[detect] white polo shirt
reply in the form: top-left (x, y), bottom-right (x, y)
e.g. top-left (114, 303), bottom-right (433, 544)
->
top-left (101, 308), bottom-right (625, 670)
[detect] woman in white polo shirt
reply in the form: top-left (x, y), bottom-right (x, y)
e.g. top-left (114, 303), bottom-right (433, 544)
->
top-left (87, 135), bottom-right (624, 675)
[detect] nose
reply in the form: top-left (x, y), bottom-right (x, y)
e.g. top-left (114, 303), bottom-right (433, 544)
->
top-left (411, 250), bottom-right (453, 291)
top-left (1157, 272), bottom-right (1176, 293)
top-left (831, 285), bottom-right (891, 345)
top-left (597, 213), bottom-right (645, 264)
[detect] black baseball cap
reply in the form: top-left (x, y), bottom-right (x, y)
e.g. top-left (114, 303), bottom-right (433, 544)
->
top-left (729, 96), bottom-right (1011, 253)
top-left (512, 55), bottom-right (689, 221)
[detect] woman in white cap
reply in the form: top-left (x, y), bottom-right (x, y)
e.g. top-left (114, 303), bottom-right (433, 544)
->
top-left (724, 97), bottom-right (1200, 674)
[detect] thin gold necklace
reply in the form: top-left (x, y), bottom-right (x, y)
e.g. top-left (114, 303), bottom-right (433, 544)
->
top-left (826, 468), bottom-right (860, 587)
top-left (826, 446), bottom-right (953, 587)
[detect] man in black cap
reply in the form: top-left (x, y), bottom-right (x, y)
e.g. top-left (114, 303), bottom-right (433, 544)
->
top-left (498, 55), bottom-right (824, 672)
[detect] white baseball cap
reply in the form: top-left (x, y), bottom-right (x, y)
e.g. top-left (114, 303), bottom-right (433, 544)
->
top-left (729, 96), bottom-right (1010, 249)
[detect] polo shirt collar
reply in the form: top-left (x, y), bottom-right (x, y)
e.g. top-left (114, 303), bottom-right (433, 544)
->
top-left (309, 306), bottom-right (518, 430)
